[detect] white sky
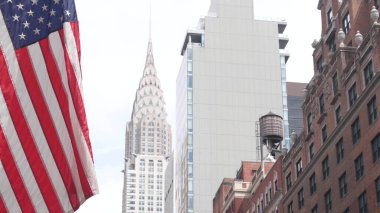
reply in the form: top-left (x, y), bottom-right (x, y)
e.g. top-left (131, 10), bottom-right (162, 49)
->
top-left (75, 0), bottom-right (321, 212)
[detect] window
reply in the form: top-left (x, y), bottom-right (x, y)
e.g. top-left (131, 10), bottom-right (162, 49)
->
top-left (310, 173), bottom-right (316, 195)
top-left (343, 208), bottom-right (349, 213)
top-left (320, 94), bottom-right (325, 114)
top-left (286, 173), bottom-right (292, 190)
top-left (307, 113), bottom-right (313, 133)
top-left (368, 96), bottom-right (377, 125)
top-left (322, 125), bottom-right (328, 142)
top-left (296, 159), bottom-right (303, 177)
top-left (376, 177), bottom-right (380, 203)
top-left (342, 13), bottom-right (351, 33)
top-left (317, 57), bottom-right (323, 73)
top-left (328, 35), bottom-right (336, 52)
top-left (332, 73), bottom-right (339, 95)
top-left (372, 134), bottom-right (380, 162)
top-left (269, 187), bottom-right (272, 200)
top-left (335, 106), bottom-right (342, 124)
top-left (187, 76), bottom-right (192, 88)
top-left (355, 154), bottom-right (364, 180)
top-left (351, 118), bottom-right (361, 144)
top-left (322, 156), bottom-right (329, 180)
top-left (274, 179), bottom-right (278, 192)
top-left (336, 138), bottom-right (344, 163)
top-left (287, 201), bottom-right (293, 213)
top-left (327, 8), bottom-right (333, 25)
top-left (339, 172), bottom-right (347, 198)
top-left (325, 189), bottom-right (332, 213)
top-left (266, 191), bottom-right (269, 205)
top-left (358, 191), bottom-right (368, 213)
top-left (348, 83), bottom-right (357, 107)
top-left (298, 188), bottom-right (304, 209)
top-left (364, 61), bottom-right (374, 86)
top-left (312, 205), bottom-right (318, 213)
top-left (309, 143), bottom-right (315, 160)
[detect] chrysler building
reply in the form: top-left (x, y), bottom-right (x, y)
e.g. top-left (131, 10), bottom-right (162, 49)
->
top-left (122, 39), bottom-right (172, 213)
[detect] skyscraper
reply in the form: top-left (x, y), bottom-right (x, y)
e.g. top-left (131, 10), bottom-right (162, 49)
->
top-left (122, 40), bottom-right (172, 213)
top-left (175, 0), bottom-right (289, 212)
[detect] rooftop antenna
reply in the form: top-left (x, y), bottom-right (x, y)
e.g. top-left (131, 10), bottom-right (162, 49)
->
top-left (149, 0), bottom-right (152, 41)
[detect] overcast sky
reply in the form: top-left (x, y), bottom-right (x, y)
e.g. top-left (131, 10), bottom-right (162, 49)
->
top-left (75, 0), bottom-right (321, 212)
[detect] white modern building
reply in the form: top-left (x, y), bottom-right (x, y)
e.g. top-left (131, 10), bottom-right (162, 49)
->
top-left (122, 40), bottom-right (172, 213)
top-left (175, 0), bottom-right (289, 212)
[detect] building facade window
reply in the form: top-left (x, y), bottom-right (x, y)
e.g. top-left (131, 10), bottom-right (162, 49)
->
top-left (310, 173), bottom-right (316, 195)
top-left (339, 172), bottom-right (347, 198)
top-left (317, 57), bottom-right (323, 73)
top-left (372, 134), bottom-right (380, 162)
top-left (343, 208), bottom-right (349, 213)
top-left (351, 118), bottom-right (361, 144)
top-left (355, 154), bottom-right (364, 180)
top-left (296, 159), bottom-right (303, 178)
top-left (274, 179), bottom-right (278, 192)
top-left (307, 113), bottom-right (313, 133)
top-left (320, 94), bottom-right (325, 114)
top-left (325, 189), bottom-right (332, 213)
top-left (322, 125), bottom-right (328, 142)
top-left (332, 73), bottom-right (338, 95)
top-left (322, 156), bottom-right (329, 180)
top-left (287, 201), bottom-right (293, 213)
top-left (298, 188), bottom-right (304, 209)
top-left (336, 138), bottom-right (344, 163)
top-left (364, 60), bottom-right (374, 86)
top-left (367, 96), bottom-right (377, 125)
top-left (286, 173), bottom-right (292, 191)
top-left (348, 83), bottom-right (357, 107)
top-left (312, 205), bottom-right (318, 213)
top-left (376, 177), bottom-right (380, 203)
top-left (358, 191), bottom-right (368, 213)
top-left (335, 106), bottom-right (341, 124)
top-left (342, 12), bottom-right (351, 33)
top-left (327, 8), bottom-right (333, 25)
top-left (309, 143), bottom-right (314, 160)
top-left (328, 35), bottom-right (336, 52)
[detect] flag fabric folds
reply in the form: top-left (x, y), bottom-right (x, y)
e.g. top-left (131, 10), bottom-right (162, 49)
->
top-left (0, 0), bottom-right (98, 212)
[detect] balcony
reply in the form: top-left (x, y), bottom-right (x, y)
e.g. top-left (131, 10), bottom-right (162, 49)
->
top-left (279, 33), bottom-right (289, 49)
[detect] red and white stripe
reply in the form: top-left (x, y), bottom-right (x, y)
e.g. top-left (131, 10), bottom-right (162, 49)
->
top-left (0, 9), bottom-right (98, 213)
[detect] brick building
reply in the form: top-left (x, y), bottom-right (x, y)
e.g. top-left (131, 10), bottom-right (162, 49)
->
top-left (213, 157), bottom-right (284, 213)
top-left (213, 1), bottom-right (380, 213)
top-left (282, 0), bottom-right (380, 213)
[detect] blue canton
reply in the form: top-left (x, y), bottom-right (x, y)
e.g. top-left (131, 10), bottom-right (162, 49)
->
top-left (0, 0), bottom-right (77, 49)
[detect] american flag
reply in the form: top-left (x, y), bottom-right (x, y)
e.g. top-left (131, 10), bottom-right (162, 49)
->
top-left (0, 0), bottom-right (98, 212)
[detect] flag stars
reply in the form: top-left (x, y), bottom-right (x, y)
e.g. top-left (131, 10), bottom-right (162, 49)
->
top-left (38, 16), bottom-right (44, 23)
top-left (47, 22), bottom-right (52, 28)
top-left (50, 9), bottom-right (56, 16)
top-left (19, 33), bottom-right (26, 40)
top-left (60, 16), bottom-right (63, 21)
top-left (64, 10), bottom-right (70, 17)
top-left (33, 28), bottom-right (40, 35)
top-left (12, 14), bottom-right (20, 22)
top-left (7, 0), bottom-right (12, 3)
top-left (31, 0), bottom-right (39, 5)
top-left (16, 3), bottom-right (24, 10)
top-left (53, 0), bottom-right (60, 4)
top-left (27, 10), bottom-right (34, 17)
top-left (23, 21), bottom-right (30, 28)
top-left (42, 4), bottom-right (48, 11)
